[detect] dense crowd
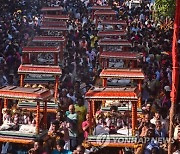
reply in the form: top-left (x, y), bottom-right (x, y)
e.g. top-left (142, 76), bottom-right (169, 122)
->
top-left (0, 0), bottom-right (180, 154)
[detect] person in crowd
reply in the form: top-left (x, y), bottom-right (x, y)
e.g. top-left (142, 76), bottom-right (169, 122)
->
top-left (82, 113), bottom-right (90, 139)
top-left (66, 105), bottom-right (78, 151)
top-left (52, 139), bottom-right (72, 154)
top-left (75, 97), bottom-right (87, 143)
top-left (28, 139), bottom-right (48, 154)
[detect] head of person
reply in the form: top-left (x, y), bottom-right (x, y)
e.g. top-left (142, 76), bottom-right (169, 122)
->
top-left (56, 111), bottom-right (64, 121)
top-left (69, 104), bottom-right (75, 114)
top-left (110, 106), bottom-right (118, 114)
top-left (51, 120), bottom-right (59, 132)
top-left (145, 103), bottom-right (151, 112)
top-left (75, 145), bottom-right (85, 154)
top-left (74, 81), bottom-right (80, 91)
top-left (56, 139), bottom-right (65, 152)
top-left (33, 139), bottom-right (43, 151)
top-left (144, 113), bottom-right (150, 124)
top-left (154, 111), bottom-right (161, 120)
top-left (86, 113), bottom-right (89, 121)
top-left (155, 120), bottom-right (162, 131)
top-left (77, 96), bottom-right (84, 106)
top-left (146, 128), bottom-right (155, 138)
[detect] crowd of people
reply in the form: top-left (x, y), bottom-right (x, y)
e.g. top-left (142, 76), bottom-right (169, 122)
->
top-left (0, 0), bottom-right (180, 153)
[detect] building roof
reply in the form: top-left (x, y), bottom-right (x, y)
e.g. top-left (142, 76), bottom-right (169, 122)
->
top-left (41, 7), bottom-right (63, 12)
top-left (43, 15), bottom-right (69, 20)
top-left (91, 6), bottom-right (112, 10)
top-left (101, 20), bottom-right (127, 25)
top-left (94, 10), bottom-right (116, 15)
top-left (42, 21), bottom-right (66, 27)
top-left (100, 51), bottom-right (142, 59)
top-left (22, 46), bottom-right (60, 53)
top-left (18, 64), bottom-right (62, 75)
top-left (99, 39), bottom-right (131, 46)
top-left (32, 36), bottom-right (65, 42)
top-left (98, 30), bottom-right (126, 37)
top-left (85, 87), bottom-right (139, 101)
top-left (40, 25), bottom-right (68, 31)
top-left (100, 69), bottom-right (145, 79)
top-left (0, 86), bottom-right (52, 101)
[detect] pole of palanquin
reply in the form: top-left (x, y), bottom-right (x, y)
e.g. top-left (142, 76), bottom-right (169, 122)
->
top-left (132, 102), bottom-right (137, 136)
top-left (54, 75), bottom-right (59, 102)
top-left (168, 0), bottom-right (180, 153)
top-left (44, 101), bottom-right (47, 129)
top-left (88, 100), bottom-right (92, 135)
top-left (138, 80), bottom-right (142, 108)
top-left (20, 74), bottom-right (24, 87)
top-left (36, 102), bottom-right (40, 134)
top-left (4, 99), bottom-right (8, 108)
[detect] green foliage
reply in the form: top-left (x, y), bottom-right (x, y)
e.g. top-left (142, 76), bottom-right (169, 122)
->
top-left (155, 0), bottom-right (175, 19)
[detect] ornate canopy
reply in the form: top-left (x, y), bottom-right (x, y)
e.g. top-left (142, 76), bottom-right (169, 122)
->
top-left (99, 39), bottom-right (131, 46)
top-left (32, 36), bottom-right (65, 42)
top-left (42, 20), bottom-right (66, 27)
top-left (91, 6), bottom-right (111, 10)
top-left (100, 51), bottom-right (142, 59)
top-left (100, 69), bottom-right (145, 79)
top-left (43, 14), bottom-right (69, 20)
top-left (0, 86), bottom-right (52, 101)
top-left (98, 30), bottom-right (126, 37)
top-left (101, 20), bottom-right (127, 26)
top-left (40, 25), bottom-right (68, 31)
top-left (18, 64), bottom-right (62, 75)
top-left (85, 87), bottom-right (140, 101)
top-left (94, 10), bottom-right (116, 15)
top-left (41, 7), bottom-right (63, 12)
top-left (22, 46), bottom-right (60, 53)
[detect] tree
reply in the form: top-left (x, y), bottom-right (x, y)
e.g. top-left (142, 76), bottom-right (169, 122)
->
top-left (155, 0), bottom-right (175, 19)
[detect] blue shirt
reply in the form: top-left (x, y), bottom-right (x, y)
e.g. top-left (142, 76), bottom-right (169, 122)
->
top-left (52, 149), bottom-right (72, 154)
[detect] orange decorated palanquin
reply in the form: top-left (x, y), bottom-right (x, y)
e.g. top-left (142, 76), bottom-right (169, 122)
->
top-left (0, 86), bottom-right (52, 144)
top-left (84, 87), bottom-right (142, 149)
top-left (100, 68), bottom-right (145, 108)
top-left (22, 46), bottom-right (60, 65)
top-left (99, 51), bottom-right (142, 68)
top-left (18, 64), bottom-right (61, 103)
top-left (41, 6), bottom-right (64, 15)
top-left (94, 10), bottom-right (117, 27)
top-left (91, 5), bottom-right (112, 20)
top-left (31, 36), bottom-right (65, 61)
top-left (40, 25), bottom-right (68, 36)
top-left (100, 20), bottom-right (127, 30)
top-left (98, 39), bottom-right (132, 53)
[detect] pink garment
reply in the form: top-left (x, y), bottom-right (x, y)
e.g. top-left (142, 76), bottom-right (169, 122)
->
top-left (82, 120), bottom-right (89, 139)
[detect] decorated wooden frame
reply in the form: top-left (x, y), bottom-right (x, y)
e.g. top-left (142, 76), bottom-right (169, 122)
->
top-left (18, 64), bottom-right (62, 102)
top-left (0, 86), bottom-right (52, 144)
top-left (85, 87), bottom-right (140, 136)
top-left (32, 36), bottom-right (65, 61)
top-left (99, 51), bottom-right (142, 68)
top-left (41, 6), bottom-right (63, 15)
top-left (94, 10), bottom-right (117, 27)
top-left (22, 46), bottom-right (60, 65)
